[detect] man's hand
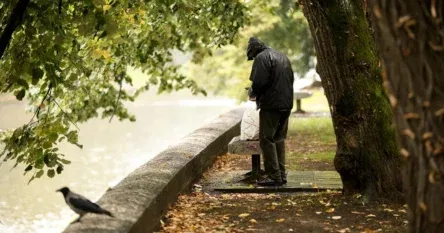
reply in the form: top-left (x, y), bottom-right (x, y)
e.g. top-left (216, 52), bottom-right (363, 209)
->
top-left (247, 87), bottom-right (257, 101)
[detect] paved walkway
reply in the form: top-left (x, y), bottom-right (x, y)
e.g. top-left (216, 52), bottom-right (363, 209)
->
top-left (202, 170), bottom-right (342, 193)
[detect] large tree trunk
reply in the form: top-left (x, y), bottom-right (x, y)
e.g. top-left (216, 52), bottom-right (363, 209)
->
top-left (300, 0), bottom-right (403, 201)
top-left (371, 1), bottom-right (444, 232)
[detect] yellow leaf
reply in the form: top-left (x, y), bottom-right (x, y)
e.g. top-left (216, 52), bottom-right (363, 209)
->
top-left (276, 218), bottom-right (286, 223)
top-left (326, 208), bottom-right (335, 213)
top-left (364, 228), bottom-right (374, 233)
top-left (103, 4), bottom-right (111, 11)
top-left (102, 50), bottom-right (111, 60)
top-left (338, 228), bottom-right (351, 233)
top-left (249, 219), bottom-right (257, 223)
top-left (92, 49), bottom-right (103, 59)
top-left (238, 213), bottom-right (250, 218)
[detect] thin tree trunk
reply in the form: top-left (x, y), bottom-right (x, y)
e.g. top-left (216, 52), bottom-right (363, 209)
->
top-left (300, 0), bottom-right (403, 201)
top-left (0, 0), bottom-right (30, 59)
top-left (371, 1), bottom-right (444, 232)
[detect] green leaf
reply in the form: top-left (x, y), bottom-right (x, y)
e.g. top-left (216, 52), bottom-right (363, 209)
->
top-left (35, 160), bottom-right (44, 169)
top-left (35, 170), bottom-right (44, 178)
top-left (15, 89), bottom-right (26, 101)
top-left (59, 158), bottom-right (71, 164)
top-left (56, 165), bottom-right (64, 174)
top-left (25, 165), bottom-right (33, 171)
top-left (47, 169), bottom-right (55, 178)
top-left (28, 176), bottom-right (35, 184)
top-left (48, 132), bottom-right (58, 141)
top-left (16, 79), bottom-right (29, 89)
top-left (31, 68), bottom-right (44, 85)
top-left (42, 141), bottom-right (52, 149)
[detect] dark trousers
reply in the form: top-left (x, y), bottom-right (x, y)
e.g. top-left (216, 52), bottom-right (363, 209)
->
top-left (259, 109), bottom-right (290, 181)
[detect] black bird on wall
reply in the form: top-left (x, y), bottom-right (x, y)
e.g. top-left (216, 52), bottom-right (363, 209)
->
top-left (56, 187), bottom-right (113, 222)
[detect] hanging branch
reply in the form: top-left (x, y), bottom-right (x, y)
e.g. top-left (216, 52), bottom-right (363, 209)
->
top-left (0, 0), bottom-right (30, 59)
top-left (109, 72), bottom-right (124, 123)
top-left (52, 97), bottom-right (79, 130)
top-left (26, 83), bottom-right (53, 127)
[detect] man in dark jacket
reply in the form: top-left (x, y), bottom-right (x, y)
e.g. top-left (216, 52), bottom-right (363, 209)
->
top-left (247, 37), bottom-right (294, 186)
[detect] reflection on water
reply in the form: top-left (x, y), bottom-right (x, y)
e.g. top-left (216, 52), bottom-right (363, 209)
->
top-left (0, 91), bottom-right (236, 233)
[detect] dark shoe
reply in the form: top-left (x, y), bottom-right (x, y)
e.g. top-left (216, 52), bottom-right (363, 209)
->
top-left (257, 177), bottom-right (283, 186)
top-left (282, 173), bottom-right (287, 184)
top-left (282, 177), bottom-right (287, 184)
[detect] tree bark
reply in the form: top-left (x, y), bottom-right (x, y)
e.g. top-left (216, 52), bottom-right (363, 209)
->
top-left (370, 1), bottom-right (444, 232)
top-left (300, 0), bottom-right (403, 201)
top-left (0, 0), bottom-right (30, 60)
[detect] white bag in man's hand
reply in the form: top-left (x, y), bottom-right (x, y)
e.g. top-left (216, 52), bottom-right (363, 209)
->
top-left (240, 108), bottom-right (260, 140)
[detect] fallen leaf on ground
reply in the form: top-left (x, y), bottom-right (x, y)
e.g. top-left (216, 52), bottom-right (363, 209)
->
top-left (364, 228), bottom-right (374, 233)
top-left (276, 218), bottom-right (286, 223)
top-left (238, 213), bottom-right (250, 218)
top-left (332, 216), bottom-right (342, 220)
top-left (383, 208), bottom-right (394, 212)
top-left (326, 208), bottom-right (335, 213)
top-left (249, 219), bottom-right (257, 223)
top-left (366, 214), bottom-right (376, 218)
top-left (316, 211), bottom-right (322, 215)
top-left (337, 227), bottom-right (351, 233)
top-left (351, 211), bottom-right (365, 215)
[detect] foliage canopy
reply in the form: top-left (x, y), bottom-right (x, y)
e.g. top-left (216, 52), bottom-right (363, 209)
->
top-left (0, 0), bottom-right (246, 181)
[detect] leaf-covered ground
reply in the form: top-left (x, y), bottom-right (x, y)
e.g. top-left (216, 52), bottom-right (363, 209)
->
top-left (157, 116), bottom-right (408, 233)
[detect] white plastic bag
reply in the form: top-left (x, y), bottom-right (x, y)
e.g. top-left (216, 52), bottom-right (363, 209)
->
top-left (240, 108), bottom-right (260, 140)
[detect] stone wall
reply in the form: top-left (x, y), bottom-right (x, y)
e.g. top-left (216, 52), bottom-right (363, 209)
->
top-left (63, 107), bottom-right (245, 233)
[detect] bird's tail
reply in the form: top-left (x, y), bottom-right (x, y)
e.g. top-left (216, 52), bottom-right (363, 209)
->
top-left (101, 209), bottom-right (114, 217)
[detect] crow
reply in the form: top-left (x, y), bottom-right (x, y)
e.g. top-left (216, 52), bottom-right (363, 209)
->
top-left (56, 187), bottom-right (113, 223)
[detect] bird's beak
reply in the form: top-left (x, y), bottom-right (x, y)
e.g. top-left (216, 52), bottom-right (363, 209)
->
top-left (56, 189), bottom-right (61, 192)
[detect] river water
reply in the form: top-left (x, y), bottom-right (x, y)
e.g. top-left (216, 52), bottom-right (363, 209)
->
top-left (0, 90), bottom-right (237, 233)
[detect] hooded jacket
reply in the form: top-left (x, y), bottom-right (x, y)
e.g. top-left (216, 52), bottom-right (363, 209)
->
top-left (247, 37), bottom-right (294, 111)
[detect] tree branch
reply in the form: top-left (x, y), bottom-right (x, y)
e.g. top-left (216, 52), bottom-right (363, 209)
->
top-left (26, 83), bottom-right (53, 127)
top-left (0, 0), bottom-right (30, 60)
top-left (109, 72), bottom-right (124, 123)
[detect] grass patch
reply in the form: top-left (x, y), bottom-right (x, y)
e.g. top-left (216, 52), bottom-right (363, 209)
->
top-left (288, 117), bottom-right (335, 144)
top-left (285, 117), bottom-right (336, 171)
top-left (286, 151), bottom-right (335, 171)
top-left (289, 151), bottom-right (336, 161)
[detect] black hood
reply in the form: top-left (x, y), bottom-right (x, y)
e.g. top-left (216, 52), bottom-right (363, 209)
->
top-left (247, 37), bottom-right (268, 61)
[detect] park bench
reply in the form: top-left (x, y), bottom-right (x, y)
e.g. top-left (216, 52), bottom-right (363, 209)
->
top-left (294, 91), bottom-right (313, 113)
top-left (228, 136), bottom-right (264, 179)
